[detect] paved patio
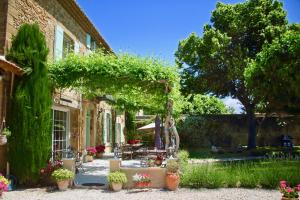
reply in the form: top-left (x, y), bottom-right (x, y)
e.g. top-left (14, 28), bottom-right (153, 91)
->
top-left (74, 154), bottom-right (141, 186)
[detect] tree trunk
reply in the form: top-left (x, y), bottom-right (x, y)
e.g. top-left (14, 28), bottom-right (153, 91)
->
top-left (246, 106), bottom-right (256, 149)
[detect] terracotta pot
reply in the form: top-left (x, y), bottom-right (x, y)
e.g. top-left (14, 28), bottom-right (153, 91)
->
top-left (0, 135), bottom-right (7, 146)
top-left (166, 172), bottom-right (180, 191)
top-left (135, 182), bottom-right (151, 188)
top-left (281, 197), bottom-right (299, 200)
top-left (111, 183), bottom-right (122, 191)
top-left (96, 152), bottom-right (103, 158)
top-left (57, 180), bottom-right (69, 190)
top-left (155, 159), bottom-right (162, 166)
top-left (86, 155), bottom-right (94, 162)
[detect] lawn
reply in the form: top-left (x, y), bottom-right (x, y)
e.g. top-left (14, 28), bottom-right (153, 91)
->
top-left (180, 159), bottom-right (300, 189)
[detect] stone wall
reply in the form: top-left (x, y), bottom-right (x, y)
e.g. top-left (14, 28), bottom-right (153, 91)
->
top-left (178, 115), bottom-right (300, 148)
top-left (5, 0), bottom-right (88, 59)
top-left (0, 0), bottom-right (8, 55)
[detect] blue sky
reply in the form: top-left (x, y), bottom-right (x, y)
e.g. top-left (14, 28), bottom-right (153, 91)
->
top-left (77, 0), bottom-right (300, 113)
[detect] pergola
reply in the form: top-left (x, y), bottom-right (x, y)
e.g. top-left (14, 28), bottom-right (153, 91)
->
top-left (49, 51), bottom-right (180, 152)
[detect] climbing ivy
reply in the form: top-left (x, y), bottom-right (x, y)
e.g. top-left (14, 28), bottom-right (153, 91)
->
top-left (49, 51), bottom-right (184, 115)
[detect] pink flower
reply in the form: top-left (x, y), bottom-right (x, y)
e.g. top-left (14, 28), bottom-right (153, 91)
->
top-left (280, 181), bottom-right (287, 188)
top-left (286, 187), bottom-right (293, 193)
top-left (297, 184), bottom-right (300, 191)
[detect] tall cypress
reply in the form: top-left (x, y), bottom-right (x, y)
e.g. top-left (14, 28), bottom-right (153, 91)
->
top-left (6, 23), bottom-right (52, 185)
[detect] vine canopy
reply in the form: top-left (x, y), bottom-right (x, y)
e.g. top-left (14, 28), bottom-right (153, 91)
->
top-left (49, 51), bottom-right (184, 114)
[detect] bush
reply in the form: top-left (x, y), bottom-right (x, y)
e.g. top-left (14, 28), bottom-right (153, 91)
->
top-left (108, 171), bottom-right (127, 184)
top-left (7, 23), bottom-right (52, 185)
top-left (178, 150), bottom-right (189, 170)
top-left (51, 168), bottom-right (74, 182)
top-left (166, 160), bottom-right (180, 173)
top-left (180, 160), bottom-right (300, 189)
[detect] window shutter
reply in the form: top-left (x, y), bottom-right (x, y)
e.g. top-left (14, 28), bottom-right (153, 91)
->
top-left (54, 25), bottom-right (64, 60)
top-left (74, 41), bottom-right (80, 54)
top-left (86, 34), bottom-right (91, 49)
top-left (92, 41), bottom-right (96, 51)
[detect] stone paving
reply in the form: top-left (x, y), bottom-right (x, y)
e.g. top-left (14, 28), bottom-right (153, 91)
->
top-left (74, 154), bottom-right (140, 186)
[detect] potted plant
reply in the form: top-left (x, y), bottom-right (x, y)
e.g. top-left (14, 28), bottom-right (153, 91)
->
top-left (86, 147), bottom-right (96, 162)
top-left (0, 173), bottom-right (9, 197)
top-left (95, 145), bottom-right (105, 158)
top-left (0, 128), bottom-right (11, 146)
top-left (133, 173), bottom-right (151, 188)
top-left (279, 180), bottom-right (300, 200)
top-left (51, 168), bottom-right (74, 190)
top-left (154, 153), bottom-right (164, 166)
top-left (40, 159), bottom-right (63, 186)
top-left (107, 171), bottom-right (127, 192)
top-left (165, 159), bottom-right (180, 191)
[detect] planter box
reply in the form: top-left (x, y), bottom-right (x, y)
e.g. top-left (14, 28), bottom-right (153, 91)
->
top-left (109, 159), bottom-right (167, 189)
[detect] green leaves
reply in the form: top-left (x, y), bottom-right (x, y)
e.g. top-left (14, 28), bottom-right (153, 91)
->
top-left (49, 51), bottom-right (182, 114)
top-left (244, 29), bottom-right (300, 113)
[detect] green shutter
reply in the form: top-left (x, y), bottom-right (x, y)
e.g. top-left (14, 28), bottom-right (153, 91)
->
top-left (86, 34), bottom-right (91, 49)
top-left (54, 25), bottom-right (64, 60)
top-left (74, 41), bottom-right (80, 54)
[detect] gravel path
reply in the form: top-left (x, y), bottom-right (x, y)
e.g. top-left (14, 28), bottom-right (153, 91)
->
top-left (2, 188), bottom-right (279, 200)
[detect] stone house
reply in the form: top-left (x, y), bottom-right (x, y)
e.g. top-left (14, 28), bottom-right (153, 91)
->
top-left (0, 0), bottom-right (125, 171)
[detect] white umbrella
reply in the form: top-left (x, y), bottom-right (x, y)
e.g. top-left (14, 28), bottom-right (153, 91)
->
top-left (137, 122), bottom-right (163, 131)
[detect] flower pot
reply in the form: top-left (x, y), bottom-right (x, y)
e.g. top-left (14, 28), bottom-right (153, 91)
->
top-left (57, 180), bottom-right (69, 190)
top-left (0, 189), bottom-right (3, 197)
top-left (136, 182), bottom-right (151, 188)
top-left (96, 152), bottom-right (103, 158)
top-left (166, 172), bottom-right (180, 191)
top-left (111, 183), bottom-right (122, 191)
top-left (281, 197), bottom-right (299, 200)
top-left (155, 159), bottom-right (162, 166)
top-left (86, 155), bottom-right (94, 162)
top-left (0, 135), bottom-right (7, 145)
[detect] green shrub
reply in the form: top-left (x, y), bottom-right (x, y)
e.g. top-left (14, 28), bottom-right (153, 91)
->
top-left (108, 171), bottom-right (127, 184)
top-left (178, 150), bottom-right (189, 170)
top-left (7, 23), bottom-right (52, 185)
top-left (181, 160), bottom-right (300, 189)
top-left (51, 168), bottom-right (74, 182)
top-left (166, 160), bottom-right (180, 173)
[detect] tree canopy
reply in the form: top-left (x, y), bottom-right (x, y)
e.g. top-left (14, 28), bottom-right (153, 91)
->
top-left (185, 95), bottom-right (232, 115)
top-left (175, 0), bottom-right (288, 148)
top-left (245, 27), bottom-right (300, 113)
top-left (49, 51), bottom-right (184, 115)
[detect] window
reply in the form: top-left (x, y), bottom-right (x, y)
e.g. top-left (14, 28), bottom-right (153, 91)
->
top-left (62, 33), bottom-right (74, 58)
top-left (52, 109), bottom-right (69, 159)
top-left (54, 24), bottom-right (74, 60)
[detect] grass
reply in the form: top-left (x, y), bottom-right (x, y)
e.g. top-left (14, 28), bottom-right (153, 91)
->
top-left (180, 159), bottom-right (300, 189)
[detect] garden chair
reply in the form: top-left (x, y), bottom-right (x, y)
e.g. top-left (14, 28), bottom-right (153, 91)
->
top-left (121, 144), bottom-right (134, 160)
top-left (75, 152), bottom-right (85, 174)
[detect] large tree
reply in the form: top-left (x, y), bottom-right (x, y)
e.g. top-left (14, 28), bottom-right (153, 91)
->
top-left (6, 24), bottom-right (52, 184)
top-left (185, 94), bottom-right (232, 115)
top-left (175, 0), bottom-right (287, 149)
top-left (245, 26), bottom-right (300, 113)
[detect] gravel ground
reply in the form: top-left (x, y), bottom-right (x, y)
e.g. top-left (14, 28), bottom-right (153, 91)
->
top-left (2, 188), bottom-right (279, 200)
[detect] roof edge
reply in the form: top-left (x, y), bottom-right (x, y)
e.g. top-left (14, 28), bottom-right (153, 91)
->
top-left (57, 0), bottom-right (113, 53)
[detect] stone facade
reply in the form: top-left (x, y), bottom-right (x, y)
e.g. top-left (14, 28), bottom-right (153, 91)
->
top-left (0, 0), bottom-right (124, 172)
top-left (4, 0), bottom-right (89, 59)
